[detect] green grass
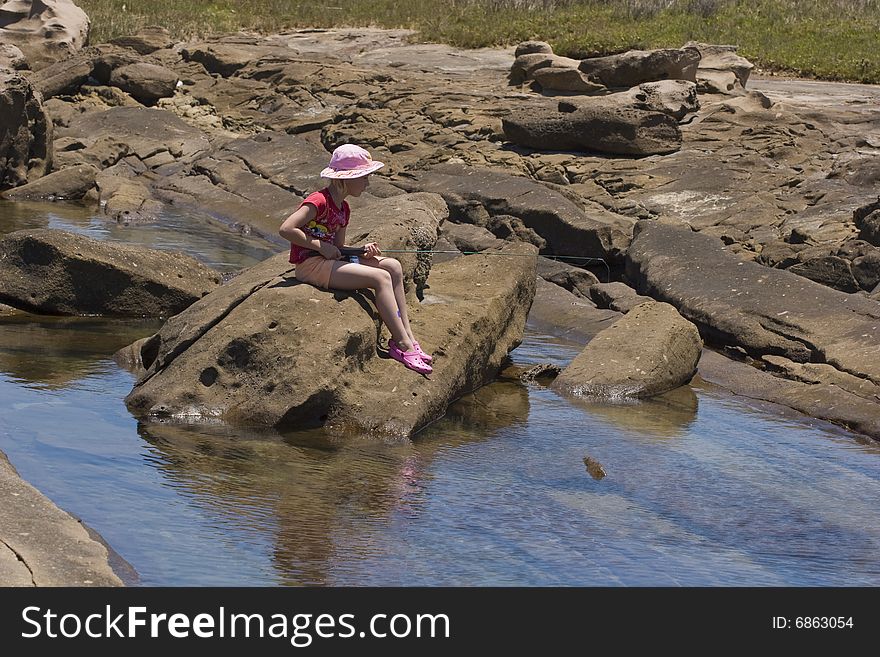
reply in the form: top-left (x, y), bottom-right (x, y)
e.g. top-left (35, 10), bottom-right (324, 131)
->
top-left (77, 0), bottom-right (880, 83)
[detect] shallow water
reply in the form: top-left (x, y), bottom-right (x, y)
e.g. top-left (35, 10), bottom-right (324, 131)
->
top-left (1, 202), bottom-right (878, 586)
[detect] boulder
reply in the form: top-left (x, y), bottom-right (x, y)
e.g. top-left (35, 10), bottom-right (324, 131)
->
top-left (855, 199), bottom-right (880, 246)
top-left (552, 300), bottom-right (702, 399)
top-left (503, 96), bottom-right (682, 156)
top-left (619, 79), bottom-right (699, 121)
top-left (125, 240), bottom-right (537, 436)
top-left (578, 47), bottom-right (701, 89)
top-left (0, 42), bottom-right (26, 69)
top-left (109, 62), bottom-right (179, 105)
top-left (514, 41), bottom-right (554, 58)
top-left (0, 228), bottom-right (220, 316)
top-left (852, 253), bottom-right (880, 291)
top-left (0, 69), bottom-right (52, 189)
top-left (0, 0), bottom-right (90, 71)
top-left (686, 42), bottom-right (754, 94)
top-left (625, 220), bottom-right (880, 387)
top-left (24, 43), bottom-right (140, 99)
top-left (1, 162), bottom-right (96, 199)
top-left (509, 51), bottom-right (583, 86)
top-left (95, 169), bottom-right (163, 223)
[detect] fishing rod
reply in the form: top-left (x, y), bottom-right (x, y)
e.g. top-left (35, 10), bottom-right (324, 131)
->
top-left (340, 246), bottom-right (611, 282)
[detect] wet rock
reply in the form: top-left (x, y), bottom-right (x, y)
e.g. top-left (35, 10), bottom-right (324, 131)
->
top-left (1, 162), bottom-right (96, 200)
top-left (0, 70), bottom-right (53, 190)
top-left (583, 456), bottom-right (606, 480)
top-left (553, 301), bottom-right (702, 400)
top-left (0, 0), bottom-right (90, 71)
top-left (0, 228), bottom-right (220, 316)
top-left (0, 450), bottom-right (122, 586)
top-left (95, 170), bottom-right (163, 223)
top-left (125, 241), bottom-right (536, 436)
top-left (520, 363), bottom-right (562, 384)
top-left (528, 278), bottom-right (621, 344)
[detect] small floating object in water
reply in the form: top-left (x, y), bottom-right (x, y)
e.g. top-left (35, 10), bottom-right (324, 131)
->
top-left (583, 456), bottom-right (606, 480)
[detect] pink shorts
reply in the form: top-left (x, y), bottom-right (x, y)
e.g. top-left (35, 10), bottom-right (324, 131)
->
top-left (295, 255), bottom-right (336, 289)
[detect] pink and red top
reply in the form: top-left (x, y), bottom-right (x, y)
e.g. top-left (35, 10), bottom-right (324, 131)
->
top-left (288, 188), bottom-right (350, 265)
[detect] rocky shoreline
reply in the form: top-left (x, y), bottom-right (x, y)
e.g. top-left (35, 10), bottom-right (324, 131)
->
top-left (1, 2), bottom-right (879, 584)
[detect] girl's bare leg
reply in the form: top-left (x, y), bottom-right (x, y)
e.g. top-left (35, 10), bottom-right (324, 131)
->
top-left (327, 261), bottom-right (414, 351)
top-left (363, 257), bottom-right (417, 344)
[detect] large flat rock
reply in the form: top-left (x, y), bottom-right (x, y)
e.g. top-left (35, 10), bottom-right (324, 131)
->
top-left (126, 239), bottom-right (536, 437)
top-left (0, 451), bottom-right (121, 586)
top-left (626, 220), bottom-right (880, 386)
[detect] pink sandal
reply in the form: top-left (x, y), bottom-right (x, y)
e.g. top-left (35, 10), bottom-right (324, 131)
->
top-left (390, 339), bottom-right (433, 364)
top-left (412, 341), bottom-right (433, 363)
top-left (388, 341), bottom-right (432, 375)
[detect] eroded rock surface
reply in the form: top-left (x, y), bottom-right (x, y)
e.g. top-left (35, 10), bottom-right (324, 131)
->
top-left (553, 300), bottom-right (702, 399)
top-left (0, 228), bottom-right (220, 316)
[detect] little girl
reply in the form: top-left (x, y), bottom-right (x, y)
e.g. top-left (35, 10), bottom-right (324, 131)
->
top-left (279, 144), bottom-right (433, 375)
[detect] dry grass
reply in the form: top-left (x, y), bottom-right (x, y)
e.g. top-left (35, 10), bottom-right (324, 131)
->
top-left (76, 0), bottom-right (880, 82)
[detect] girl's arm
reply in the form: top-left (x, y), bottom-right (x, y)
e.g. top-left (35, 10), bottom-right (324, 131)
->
top-left (333, 226), bottom-right (347, 249)
top-left (279, 204), bottom-right (340, 260)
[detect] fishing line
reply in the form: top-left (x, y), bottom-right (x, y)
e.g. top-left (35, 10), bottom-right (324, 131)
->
top-left (341, 247), bottom-right (611, 282)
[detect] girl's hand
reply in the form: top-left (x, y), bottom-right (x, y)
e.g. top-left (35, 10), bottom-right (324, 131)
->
top-left (364, 242), bottom-right (381, 258)
top-left (318, 241), bottom-right (341, 260)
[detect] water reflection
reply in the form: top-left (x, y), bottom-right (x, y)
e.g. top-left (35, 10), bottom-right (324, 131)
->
top-left (0, 315), bottom-right (161, 388)
top-left (0, 199), bottom-right (278, 272)
top-left (132, 380), bottom-right (530, 585)
top-left (136, 423), bottom-right (435, 585)
top-left (563, 385), bottom-right (699, 439)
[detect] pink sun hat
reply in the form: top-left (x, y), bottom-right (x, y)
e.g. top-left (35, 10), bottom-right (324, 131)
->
top-left (320, 144), bottom-right (385, 179)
